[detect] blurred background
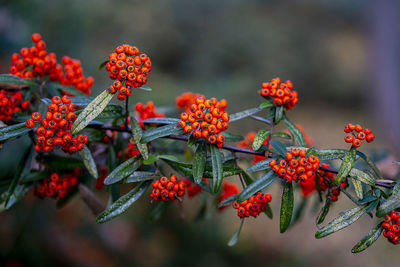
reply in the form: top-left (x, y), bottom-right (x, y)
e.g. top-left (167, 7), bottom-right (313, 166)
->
top-left (1, 0), bottom-right (400, 266)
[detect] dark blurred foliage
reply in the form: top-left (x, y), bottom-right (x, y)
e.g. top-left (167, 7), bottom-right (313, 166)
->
top-left (1, 0), bottom-right (400, 266)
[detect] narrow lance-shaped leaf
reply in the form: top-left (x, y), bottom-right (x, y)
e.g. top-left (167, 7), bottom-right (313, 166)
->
top-left (71, 90), bottom-right (114, 134)
top-left (274, 105), bottom-right (284, 124)
top-left (0, 74), bottom-right (39, 87)
top-left (376, 194), bottom-right (400, 217)
top-left (264, 203), bottom-right (273, 219)
top-left (230, 106), bottom-right (266, 122)
top-left (79, 145), bottom-right (98, 179)
top-left (351, 178), bottom-right (363, 200)
top-left (317, 196), bottom-right (332, 224)
top-left (252, 130), bottom-right (270, 151)
top-left (350, 168), bottom-right (375, 186)
top-left (291, 197), bottom-right (308, 225)
top-left (104, 156), bottom-right (143, 185)
top-left (0, 122), bottom-right (31, 142)
top-left (96, 181), bottom-right (151, 224)
top-left (282, 116), bottom-right (307, 147)
top-left (137, 86), bottom-right (152, 91)
top-left (312, 149), bottom-right (348, 161)
top-left (315, 206), bottom-right (367, 238)
top-left (141, 117), bottom-right (180, 125)
top-left (247, 158), bottom-right (273, 172)
top-left (209, 144), bottom-right (223, 193)
top-left (193, 142), bottom-right (207, 184)
top-left (352, 223), bottom-right (383, 253)
top-left (149, 201), bottom-right (169, 222)
top-left (356, 151), bottom-right (384, 180)
top-left (334, 146), bottom-right (357, 184)
top-left (269, 140), bottom-right (287, 157)
top-left (130, 116), bottom-right (149, 160)
top-left (140, 124), bottom-right (183, 143)
top-left (237, 170), bottom-right (276, 203)
top-left (280, 182), bottom-right (294, 233)
top-left (125, 171), bottom-right (160, 183)
top-left (217, 194), bottom-right (238, 208)
top-left (227, 219), bottom-right (244, 247)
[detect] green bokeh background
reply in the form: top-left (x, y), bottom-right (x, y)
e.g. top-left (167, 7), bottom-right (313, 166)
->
top-left (1, 0), bottom-right (400, 266)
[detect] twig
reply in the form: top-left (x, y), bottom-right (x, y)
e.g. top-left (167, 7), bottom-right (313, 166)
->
top-left (125, 97), bottom-right (129, 128)
top-left (250, 115), bottom-right (271, 125)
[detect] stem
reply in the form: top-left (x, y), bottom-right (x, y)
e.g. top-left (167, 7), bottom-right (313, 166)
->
top-left (233, 152), bottom-right (246, 189)
top-left (264, 119), bottom-right (275, 156)
top-left (250, 115), bottom-right (271, 125)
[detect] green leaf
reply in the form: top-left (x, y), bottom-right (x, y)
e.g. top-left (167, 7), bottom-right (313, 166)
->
top-left (264, 203), bottom-right (273, 219)
top-left (130, 116), bottom-right (149, 160)
top-left (107, 143), bottom-right (118, 171)
top-left (240, 170), bottom-right (254, 185)
top-left (247, 158), bottom-right (273, 172)
top-left (96, 181), bottom-right (151, 224)
top-left (317, 197), bottom-right (332, 224)
top-left (125, 171), bottom-right (160, 183)
top-left (259, 100), bottom-right (274, 109)
top-left (237, 170), bottom-right (276, 203)
top-left (87, 105), bottom-right (123, 121)
top-left (137, 86), bottom-right (152, 92)
top-left (193, 142), bottom-right (207, 184)
top-left (376, 194), bottom-right (400, 217)
top-left (280, 182), bottom-right (294, 233)
top-left (334, 147), bottom-right (357, 184)
top-left (141, 117), bottom-right (180, 125)
top-left (140, 124), bottom-right (183, 143)
top-left (0, 122), bottom-right (31, 142)
top-left (20, 171), bottom-right (50, 183)
top-left (104, 156), bottom-right (143, 185)
top-left (271, 132), bottom-right (292, 139)
top-left (358, 195), bottom-right (377, 205)
top-left (209, 144), bottom-right (223, 193)
top-left (227, 219), bottom-right (244, 247)
top-left (5, 145), bottom-right (33, 208)
top-left (252, 130), bottom-right (270, 151)
top-left (350, 168), bottom-right (375, 186)
top-left (98, 60), bottom-right (108, 70)
top-left (217, 194), bottom-right (238, 208)
top-left (352, 223), bottom-right (383, 253)
top-left (356, 151), bottom-right (384, 180)
top-left (222, 132), bottom-right (244, 142)
top-left (313, 149), bottom-right (348, 161)
top-left (149, 201), bottom-right (169, 222)
top-left (157, 154), bottom-right (179, 162)
top-left (274, 105), bottom-right (284, 123)
top-left (5, 184), bottom-right (33, 209)
top-left (143, 155), bottom-right (158, 165)
top-left (79, 145), bottom-right (98, 179)
top-left (71, 90), bottom-right (114, 134)
top-left (0, 74), bottom-right (38, 87)
top-left (392, 183), bottom-right (400, 196)
top-left (230, 107), bottom-right (266, 122)
top-left (282, 116), bottom-right (307, 147)
top-left (315, 206), bottom-right (367, 238)
top-left (270, 140), bottom-right (287, 157)
top-left (350, 178), bottom-right (363, 200)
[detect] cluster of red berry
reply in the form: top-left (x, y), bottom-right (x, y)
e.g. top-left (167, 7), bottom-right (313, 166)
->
top-left (232, 192), bottom-right (272, 218)
top-left (150, 175), bottom-right (186, 201)
top-left (383, 210), bottom-right (400, 245)
top-left (237, 132), bottom-right (268, 163)
top-left (9, 33), bottom-right (93, 95)
top-left (175, 92), bottom-right (205, 111)
top-left (299, 163), bottom-right (347, 201)
top-left (344, 123), bottom-right (375, 148)
top-left (25, 95), bottom-right (88, 153)
top-left (105, 44), bottom-right (151, 100)
top-left (34, 170), bottom-right (80, 199)
top-left (260, 78), bottom-right (298, 110)
top-left (0, 90), bottom-right (30, 122)
top-left (95, 166), bottom-right (109, 190)
top-left (135, 101), bottom-right (165, 128)
top-left (217, 182), bottom-right (239, 211)
top-left (178, 96), bottom-right (229, 147)
top-left (55, 56), bottom-right (94, 95)
top-left (269, 148), bottom-right (320, 183)
top-left (123, 143), bottom-right (141, 159)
